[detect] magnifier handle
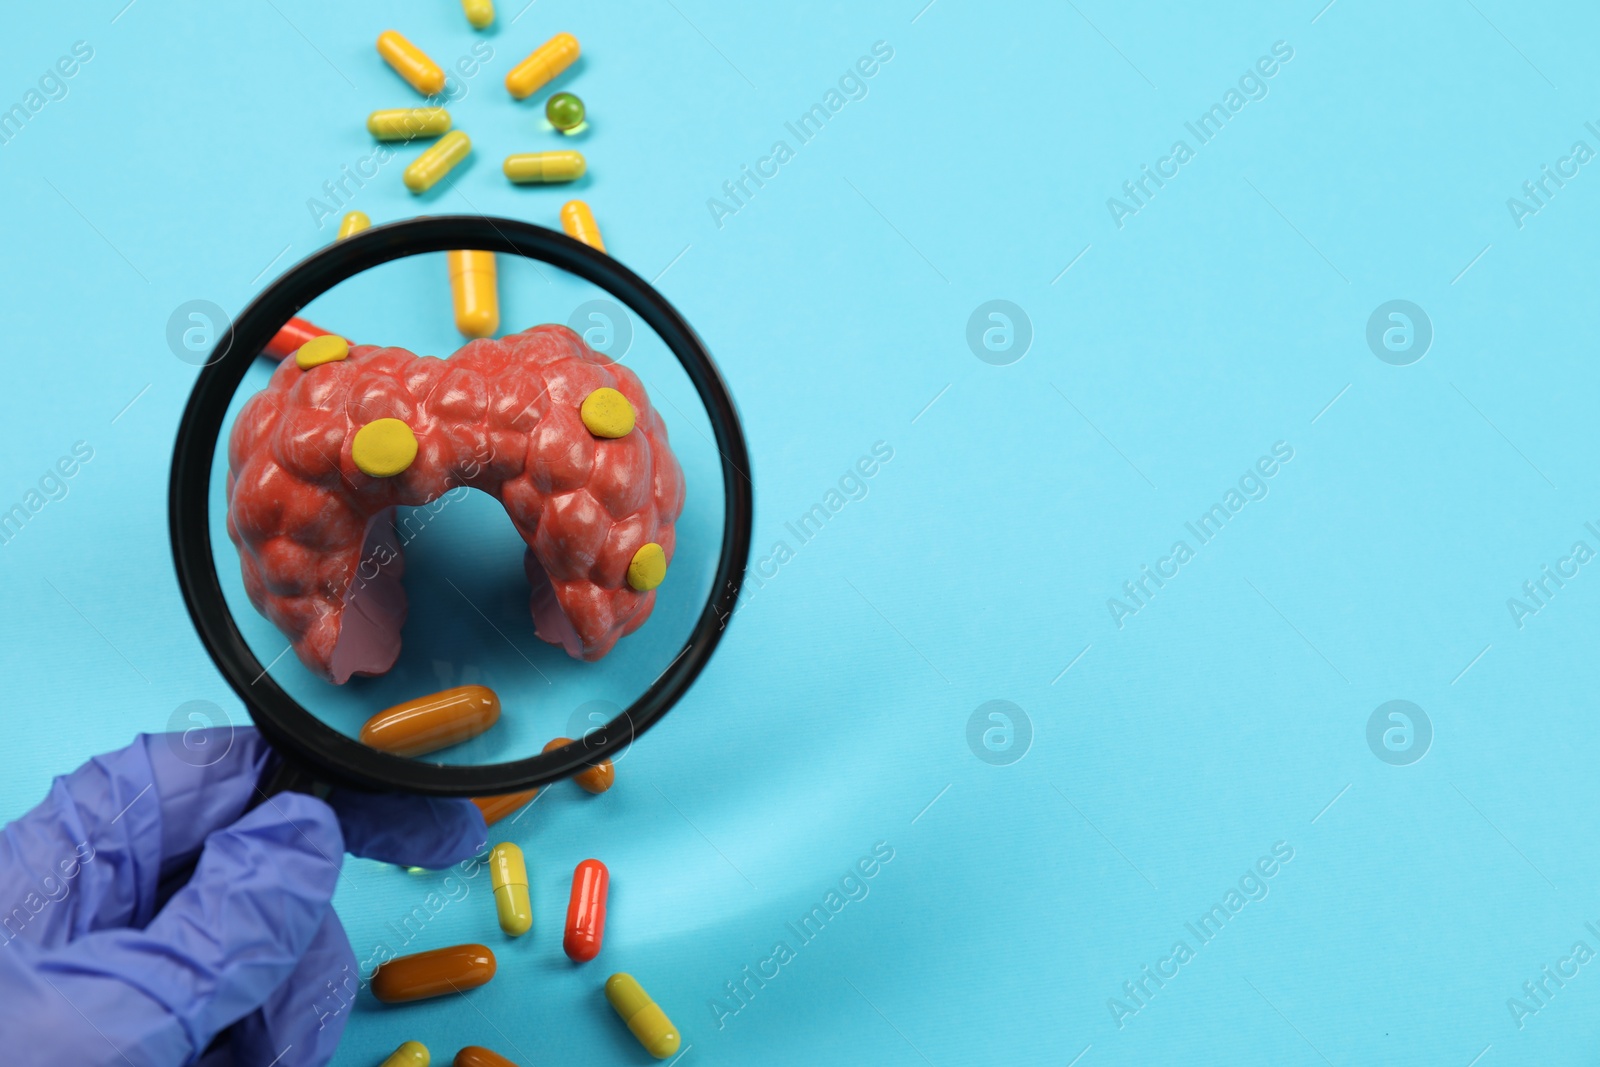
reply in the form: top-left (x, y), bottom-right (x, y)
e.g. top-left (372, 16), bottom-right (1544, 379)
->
top-left (251, 754), bottom-right (331, 807)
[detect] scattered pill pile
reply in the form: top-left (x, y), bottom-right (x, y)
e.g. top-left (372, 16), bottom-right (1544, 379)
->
top-left (353, 681), bottom-right (667, 1061)
top-left (345, 16), bottom-right (605, 350)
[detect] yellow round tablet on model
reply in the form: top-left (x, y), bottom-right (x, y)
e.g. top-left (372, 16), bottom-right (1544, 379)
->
top-left (294, 334), bottom-right (348, 370)
top-left (581, 388), bottom-right (635, 439)
top-left (352, 418), bottom-right (419, 477)
top-left (627, 543), bottom-right (666, 592)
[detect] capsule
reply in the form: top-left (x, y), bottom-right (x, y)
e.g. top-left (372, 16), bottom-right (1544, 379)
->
top-left (377, 30), bottom-right (447, 96)
top-left (371, 944), bottom-right (496, 1003)
top-left (506, 32), bottom-right (580, 100)
top-left (489, 842), bottom-right (531, 937)
top-left (337, 211), bottom-right (369, 239)
top-left (380, 1041), bottom-right (430, 1067)
top-left (563, 858), bottom-right (608, 962)
top-left (560, 200), bottom-right (605, 253)
top-left (447, 250), bottom-right (498, 338)
top-left (263, 317), bottom-right (331, 360)
top-left (542, 737), bottom-right (614, 794)
top-left (472, 790), bottom-right (539, 826)
top-left (502, 150), bottom-right (586, 184)
top-left (368, 107), bottom-right (452, 141)
top-left (605, 973), bottom-right (680, 1059)
top-left (405, 130), bottom-right (473, 194)
top-left (453, 1049), bottom-right (519, 1067)
top-left (358, 685), bottom-right (500, 757)
top-left (461, 0), bottom-right (495, 29)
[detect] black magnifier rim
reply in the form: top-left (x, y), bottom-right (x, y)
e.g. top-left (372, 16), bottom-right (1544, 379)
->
top-left (169, 216), bottom-right (752, 796)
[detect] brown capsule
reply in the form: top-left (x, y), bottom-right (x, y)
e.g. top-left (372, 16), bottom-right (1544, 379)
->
top-left (360, 685), bottom-right (500, 757)
top-left (371, 944), bottom-right (497, 1003)
top-left (454, 1048), bottom-right (521, 1067)
top-left (471, 790), bottom-right (539, 826)
top-left (543, 737), bottom-right (615, 794)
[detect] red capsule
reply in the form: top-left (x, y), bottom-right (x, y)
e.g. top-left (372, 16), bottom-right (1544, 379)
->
top-left (563, 859), bottom-right (609, 962)
top-left (264, 317), bottom-right (331, 360)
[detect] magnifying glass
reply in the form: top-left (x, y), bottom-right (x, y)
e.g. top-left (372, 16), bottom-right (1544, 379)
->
top-left (169, 215), bottom-right (752, 800)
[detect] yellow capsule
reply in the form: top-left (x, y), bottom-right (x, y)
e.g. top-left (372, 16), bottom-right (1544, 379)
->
top-left (380, 1041), bottom-right (430, 1067)
top-left (462, 0), bottom-right (495, 29)
top-left (605, 974), bottom-right (680, 1059)
top-left (337, 211), bottom-right (369, 240)
top-left (560, 200), bottom-right (605, 252)
top-left (405, 130), bottom-right (472, 194)
top-left (489, 842), bottom-right (531, 936)
top-left (367, 107), bottom-right (451, 142)
top-left (506, 32), bottom-right (580, 100)
top-left (502, 150), bottom-right (586, 185)
top-left (447, 250), bottom-right (498, 338)
top-left (377, 30), bottom-right (447, 96)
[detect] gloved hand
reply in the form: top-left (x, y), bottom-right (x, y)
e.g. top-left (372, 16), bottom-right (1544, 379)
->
top-left (0, 727), bottom-right (486, 1067)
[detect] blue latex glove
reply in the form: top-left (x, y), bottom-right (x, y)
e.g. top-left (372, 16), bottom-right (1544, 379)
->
top-left (0, 728), bottom-right (486, 1066)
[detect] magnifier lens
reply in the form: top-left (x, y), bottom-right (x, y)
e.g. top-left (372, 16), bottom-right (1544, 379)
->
top-left (204, 236), bottom-right (725, 779)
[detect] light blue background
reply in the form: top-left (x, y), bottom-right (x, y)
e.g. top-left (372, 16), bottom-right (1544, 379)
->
top-left (2, 0), bottom-right (1598, 1064)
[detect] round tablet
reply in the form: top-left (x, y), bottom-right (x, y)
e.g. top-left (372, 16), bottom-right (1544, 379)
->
top-left (294, 334), bottom-right (349, 370)
top-left (581, 387), bottom-right (635, 438)
top-left (627, 542), bottom-right (666, 592)
top-left (351, 418), bottom-right (419, 477)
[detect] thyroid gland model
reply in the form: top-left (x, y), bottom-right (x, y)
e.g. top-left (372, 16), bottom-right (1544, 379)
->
top-left (225, 324), bottom-right (685, 683)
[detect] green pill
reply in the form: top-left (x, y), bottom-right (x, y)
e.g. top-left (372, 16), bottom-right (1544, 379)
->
top-left (545, 92), bottom-right (586, 132)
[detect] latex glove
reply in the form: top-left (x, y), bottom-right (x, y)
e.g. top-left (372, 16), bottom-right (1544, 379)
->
top-left (0, 727), bottom-right (486, 1066)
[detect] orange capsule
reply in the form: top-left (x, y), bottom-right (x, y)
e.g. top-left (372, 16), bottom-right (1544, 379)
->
top-left (471, 790), bottom-right (539, 826)
top-left (563, 858), bottom-right (609, 962)
top-left (371, 944), bottom-right (496, 1003)
top-left (359, 685), bottom-right (500, 757)
top-left (454, 1048), bottom-right (520, 1067)
top-left (264, 317), bottom-right (331, 360)
top-left (543, 737), bottom-right (615, 794)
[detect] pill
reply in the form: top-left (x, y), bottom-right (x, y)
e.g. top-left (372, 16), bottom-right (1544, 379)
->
top-left (359, 685), bottom-right (500, 756)
top-left (295, 334), bottom-right (349, 370)
top-left (461, 0), bottom-right (495, 30)
top-left (605, 973), bottom-right (680, 1059)
top-left (405, 130), bottom-right (472, 194)
top-left (371, 944), bottom-right (496, 1003)
top-left (265, 317), bottom-right (331, 360)
top-left (563, 858), bottom-right (608, 962)
top-left (453, 1049), bottom-right (519, 1067)
top-left (336, 211), bottom-right (370, 239)
top-left (377, 30), bottom-right (447, 96)
top-left (545, 91), bottom-right (585, 132)
top-left (627, 543), bottom-right (667, 592)
top-left (560, 200), bottom-right (605, 252)
top-left (578, 388), bottom-right (634, 440)
top-left (368, 107), bottom-right (452, 141)
top-left (506, 32), bottom-right (579, 100)
top-left (489, 842), bottom-right (531, 936)
top-left (447, 250), bottom-right (499, 338)
top-left (543, 737), bottom-right (615, 794)
top-left (351, 418), bottom-right (420, 478)
top-left (472, 790), bottom-right (539, 825)
top-left (380, 1041), bottom-right (430, 1067)
top-left (502, 150), bottom-right (586, 184)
